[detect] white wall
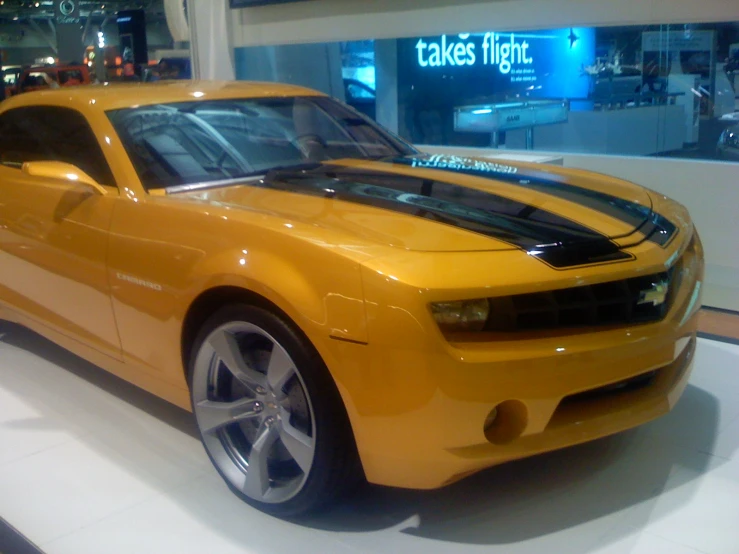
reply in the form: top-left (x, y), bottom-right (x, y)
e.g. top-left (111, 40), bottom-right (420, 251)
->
top-left (421, 145), bottom-right (739, 311)
top-left (230, 0), bottom-right (738, 47)
top-left (504, 106), bottom-right (686, 155)
top-left (557, 154), bottom-right (739, 312)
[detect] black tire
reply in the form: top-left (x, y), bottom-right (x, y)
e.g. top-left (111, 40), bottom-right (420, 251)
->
top-left (187, 303), bottom-right (362, 518)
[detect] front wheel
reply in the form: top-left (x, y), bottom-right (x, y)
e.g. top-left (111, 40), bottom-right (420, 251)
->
top-left (188, 304), bottom-right (362, 518)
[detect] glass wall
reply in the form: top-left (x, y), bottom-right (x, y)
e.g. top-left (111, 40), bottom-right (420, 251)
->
top-left (234, 21), bottom-right (739, 164)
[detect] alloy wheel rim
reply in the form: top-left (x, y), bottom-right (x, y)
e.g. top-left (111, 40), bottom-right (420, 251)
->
top-left (192, 321), bottom-right (316, 504)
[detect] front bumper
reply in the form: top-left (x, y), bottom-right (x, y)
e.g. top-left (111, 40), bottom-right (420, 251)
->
top-left (326, 231), bottom-right (704, 490)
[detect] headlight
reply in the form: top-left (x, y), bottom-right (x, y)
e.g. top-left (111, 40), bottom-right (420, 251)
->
top-left (431, 299), bottom-right (490, 333)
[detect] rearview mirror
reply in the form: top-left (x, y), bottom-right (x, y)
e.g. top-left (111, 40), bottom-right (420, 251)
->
top-left (22, 161), bottom-right (108, 196)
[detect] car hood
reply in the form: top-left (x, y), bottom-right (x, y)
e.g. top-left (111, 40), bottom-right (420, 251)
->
top-left (177, 154), bottom-right (674, 269)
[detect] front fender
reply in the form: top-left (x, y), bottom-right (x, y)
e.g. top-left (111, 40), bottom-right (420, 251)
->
top-left (184, 246), bottom-right (369, 346)
top-left (107, 198), bottom-right (369, 404)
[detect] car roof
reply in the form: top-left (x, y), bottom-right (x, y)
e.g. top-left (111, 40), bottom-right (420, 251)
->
top-left (23, 64), bottom-right (88, 72)
top-left (0, 80), bottom-right (325, 112)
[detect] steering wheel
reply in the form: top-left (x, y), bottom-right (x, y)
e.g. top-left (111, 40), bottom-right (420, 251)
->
top-left (290, 134), bottom-right (329, 161)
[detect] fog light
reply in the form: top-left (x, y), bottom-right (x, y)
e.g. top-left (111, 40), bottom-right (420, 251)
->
top-left (483, 400), bottom-right (528, 445)
top-left (483, 407), bottom-right (499, 432)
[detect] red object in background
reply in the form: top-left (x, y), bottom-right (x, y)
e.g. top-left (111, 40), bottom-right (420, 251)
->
top-left (11, 64), bottom-right (92, 95)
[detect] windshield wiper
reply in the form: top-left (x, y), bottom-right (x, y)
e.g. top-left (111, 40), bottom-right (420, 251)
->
top-left (158, 163), bottom-right (327, 195)
top-left (178, 102), bottom-right (260, 117)
top-left (264, 162), bottom-right (326, 176)
top-left (355, 154), bottom-right (395, 161)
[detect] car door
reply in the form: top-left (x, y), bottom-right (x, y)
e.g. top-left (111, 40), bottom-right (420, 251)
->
top-left (0, 106), bottom-right (122, 360)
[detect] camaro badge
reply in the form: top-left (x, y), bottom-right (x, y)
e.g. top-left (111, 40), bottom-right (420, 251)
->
top-left (638, 280), bottom-right (669, 307)
top-left (116, 272), bottom-right (163, 291)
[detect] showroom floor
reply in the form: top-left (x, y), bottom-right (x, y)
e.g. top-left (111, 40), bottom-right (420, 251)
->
top-left (1, 325), bottom-right (738, 554)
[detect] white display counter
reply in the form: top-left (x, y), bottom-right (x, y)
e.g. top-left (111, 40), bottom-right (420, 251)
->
top-left (504, 104), bottom-right (686, 156)
top-left (420, 143), bottom-right (739, 312)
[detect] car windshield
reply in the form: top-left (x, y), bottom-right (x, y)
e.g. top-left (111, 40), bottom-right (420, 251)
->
top-left (107, 95), bottom-right (417, 191)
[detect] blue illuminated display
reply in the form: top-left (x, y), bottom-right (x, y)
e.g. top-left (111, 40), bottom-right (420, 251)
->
top-left (415, 33), bottom-right (534, 74)
top-left (402, 27), bottom-right (595, 100)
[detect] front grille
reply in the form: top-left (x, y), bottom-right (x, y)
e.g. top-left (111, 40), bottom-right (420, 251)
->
top-left (560, 370), bottom-right (659, 405)
top-left (485, 262), bottom-right (681, 333)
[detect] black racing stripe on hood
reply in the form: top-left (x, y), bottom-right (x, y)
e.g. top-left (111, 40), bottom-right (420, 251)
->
top-left (261, 165), bottom-right (633, 269)
top-left (384, 154), bottom-right (677, 246)
top-left (637, 213), bottom-right (679, 247)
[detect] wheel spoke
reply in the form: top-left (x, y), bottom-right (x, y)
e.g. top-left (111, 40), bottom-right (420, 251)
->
top-left (278, 415), bottom-right (314, 474)
top-left (208, 329), bottom-right (266, 390)
top-left (194, 320), bottom-right (318, 504)
top-left (243, 422), bottom-right (278, 499)
top-left (196, 398), bottom-right (263, 435)
top-left (266, 345), bottom-right (295, 398)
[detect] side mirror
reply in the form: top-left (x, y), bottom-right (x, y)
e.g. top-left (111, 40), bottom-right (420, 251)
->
top-left (22, 161), bottom-right (108, 196)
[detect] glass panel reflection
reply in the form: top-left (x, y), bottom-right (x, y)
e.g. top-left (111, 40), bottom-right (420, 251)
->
top-left (234, 21), bottom-right (739, 164)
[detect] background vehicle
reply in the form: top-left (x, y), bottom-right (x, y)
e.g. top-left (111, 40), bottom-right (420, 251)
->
top-left (2, 66), bottom-right (22, 96)
top-left (143, 57), bottom-right (192, 81)
top-left (10, 64), bottom-right (91, 95)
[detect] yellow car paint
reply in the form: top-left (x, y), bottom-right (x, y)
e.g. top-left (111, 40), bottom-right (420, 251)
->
top-left (0, 81), bottom-right (704, 490)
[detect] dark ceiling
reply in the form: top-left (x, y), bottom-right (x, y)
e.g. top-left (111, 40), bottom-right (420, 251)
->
top-left (0, 0), bottom-right (165, 20)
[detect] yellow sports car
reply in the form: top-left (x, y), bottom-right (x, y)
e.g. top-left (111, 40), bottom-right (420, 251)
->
top-left (0, 82), bottom-right (703, 517)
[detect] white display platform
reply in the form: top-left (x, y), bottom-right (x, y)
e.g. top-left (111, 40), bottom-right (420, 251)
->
top-left (505, 105), bottom-right (687, 156)
top-left (1, 326), bottom-right (738, 554)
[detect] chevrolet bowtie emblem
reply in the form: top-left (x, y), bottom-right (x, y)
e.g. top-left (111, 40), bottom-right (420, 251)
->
top-left (638, 280), bottom-right (669, 307)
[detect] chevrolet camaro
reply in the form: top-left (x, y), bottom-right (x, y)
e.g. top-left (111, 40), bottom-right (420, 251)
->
top-left (0, 81), bottom-right (704, 517)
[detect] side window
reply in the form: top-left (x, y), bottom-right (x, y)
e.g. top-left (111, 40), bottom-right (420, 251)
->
top-left (0, 109), bottom-right (47, 168)
top-left (0, 107), bottom-right (116, 186)
top-left (59, 70), bottom-right (83, 85)
top-left (21, 71), bottom-right (57, 90)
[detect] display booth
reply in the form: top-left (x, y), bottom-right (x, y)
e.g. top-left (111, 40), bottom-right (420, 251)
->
top-left (0, 2), bottom-right (738, 554)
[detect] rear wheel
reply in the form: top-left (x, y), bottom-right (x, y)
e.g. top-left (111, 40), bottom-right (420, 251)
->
top-left (188, 304), bottom-right (361, 517)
